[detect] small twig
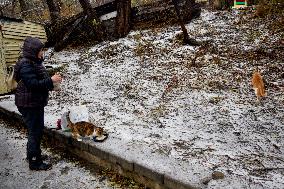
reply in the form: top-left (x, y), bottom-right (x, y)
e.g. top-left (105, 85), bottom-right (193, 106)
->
top-left (253, 167), bottom-right (284, 172)
top-left (251, 153), bottom-right (284, 163)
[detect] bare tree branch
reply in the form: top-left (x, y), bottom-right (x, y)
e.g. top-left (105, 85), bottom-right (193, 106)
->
top-left (46, 0), bottom-right (60, 23)
top-left (172, 0), bottom-right (200, 46)
top-left (78, 0), bottom-right (94, 16)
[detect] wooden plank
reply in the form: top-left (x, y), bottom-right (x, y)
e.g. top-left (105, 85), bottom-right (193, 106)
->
top-left (3, 38), bottom-right (21, 44)
top-left (4, 46), bottom-right (20, 52)
top-left (2, 34), bottom-right (28, 40)
top-left (5, 52), bottom-right (20, 57)
top-left (4, 21), bottom-right (45, 30)
top-left (3, 46), bottom-right (21, 51)
top-left (4, 44), bottom-right (20, 50)
top-left (3, 28), bottom-right (45, 39)
top-left (5, 24), bottom-right (44, 32)
top-left (5, 51), bottom-right (20, 56)
top-left (6, 58), bottom-right (18, 64)
top-left (3, 42), bottom-right (20, 46)
top-left (6, 62), bottom-right (18, 67)
top-left (4, 54), bottom-right (20, 59)
top-left (5, 57), bottom-right (18, 61)
top-left (94, 1), bottom-right (117, 16)
top-left (2, 33), bottom-right (46, 41)
top-left (4, 47), bottom-right (21, 52)
top-left (5, 58), bottom-right (18, 62)
top-left (3, 33), bottom-right (46, 40)
top-left (2, 26), bottom-right (46, 36)
top-left (3, 25), bottom-right (46, 35)
top-left (94, 0), bottom-right (115, 7)
top-left (100, 11), bottom-right (117, 21)
top-left (0, 30), bottom-right (8, 94)
top-left (3, 30), bottom-right (47, 39)
top-left (4, 23), bottom-right (41, 31)
top-left (3, 44), bottom-right (22, 48)
top-left (24, 21), bottom-right (45, 29)
top-left (5, 58), bottom-right (18, 63)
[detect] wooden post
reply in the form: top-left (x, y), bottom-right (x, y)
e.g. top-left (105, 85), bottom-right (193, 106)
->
top-left (172, 0), bottom-right (200, 46)
top-left (116, 0), bottom-right (131, 38)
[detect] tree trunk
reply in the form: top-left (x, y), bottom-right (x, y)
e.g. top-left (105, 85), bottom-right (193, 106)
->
top-left (19, 0), bottom-right (29, 18)
top-left (78, 0), bottom-right (105, 40)
top-left (78, 0), bottom-right (94, 16)
top-left (172, 0), bottom-right (199, 45)
top-left (56, 0), bottom-right (63, 11)
top-left (46, 0), bottom-right (60, 23)
top-left (172, 0), bottom-right (189, 42)
top-left (11, 0), bottom-right (17, 15)
top-left (184, 0), bottom-right (201, 20)
top-left (47, 0), bottom-right (106, 51)
top-left (116, 0), bottom-right (131, 38)
top-left (210, 0), bottom-right (234, 10)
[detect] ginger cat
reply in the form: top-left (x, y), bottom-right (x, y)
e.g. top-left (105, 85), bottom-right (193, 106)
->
top-left (251, 71), bottom-right (267, 102)
top-left (66, 111), bottom-right (103, 141)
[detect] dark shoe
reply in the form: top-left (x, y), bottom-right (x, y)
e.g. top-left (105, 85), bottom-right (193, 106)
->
top-left (26, 154), bottom-right (49, 162)
top-left (39, 154), bottom-right (49, 161)
top-left (29, 160), bottom-right (52, 171)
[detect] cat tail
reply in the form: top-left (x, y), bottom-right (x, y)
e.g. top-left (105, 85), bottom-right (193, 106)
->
top-left (264, 91), bottom-right (267, 97)
top-left (261, 88), bottom-right (267, 97)
top-left (66, 111), bottom-right (74, 129)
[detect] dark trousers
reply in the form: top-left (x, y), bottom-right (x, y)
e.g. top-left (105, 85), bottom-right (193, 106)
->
top-left (18, 106), bottom-right (44, 160)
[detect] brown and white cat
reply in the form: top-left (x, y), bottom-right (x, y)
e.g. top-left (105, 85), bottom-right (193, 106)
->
top-left (66, 111), bottom-right (104, 141)
top-left (251, 71), bottom-right (267, 102)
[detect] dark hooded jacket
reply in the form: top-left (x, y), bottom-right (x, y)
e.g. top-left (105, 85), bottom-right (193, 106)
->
top-left (14, 37), bottom-right (54, 107)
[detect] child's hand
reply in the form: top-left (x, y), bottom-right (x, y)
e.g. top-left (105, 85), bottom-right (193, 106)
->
top-left (51, 73), bottom-right (62, 83)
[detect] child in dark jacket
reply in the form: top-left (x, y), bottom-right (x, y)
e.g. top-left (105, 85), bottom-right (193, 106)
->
top-left (14, 36), bottom-right (62, 171)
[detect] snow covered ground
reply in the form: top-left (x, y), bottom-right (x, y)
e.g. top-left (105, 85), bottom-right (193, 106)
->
top-left (11, 8), bottom-right (284, 188)
top-left (0, 118), bottom-right (115, 189)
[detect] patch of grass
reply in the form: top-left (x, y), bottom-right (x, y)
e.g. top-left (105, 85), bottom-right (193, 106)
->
top-left (133, 41), bottom-right (155, 56)
top-left (131, 0), bottom-right (156, 7)
top-left (212, 56), bottom-right (222, 65)
top-left (207, 80), bottom-right (227, 91)
top-left (255, 0), bottom-right (284, 18)
top-left (46, 65), bottom-right (66, 77)
top-left (60, 3), bottom-right (82, 18)
top-left (96, 44), bottom-right (120, 60)
top-left (246, 30), bottom-right (262, 43)
top-left (131, 33), bottom-right (143, 41)
top-left (150, 104), bottom-right (166, 118)
top-left (211, 0), bottom-right (234, 10)
top-left (209, 96), bottom-right (224, 104)
top-left (174, 32), bottom-right (188, 46)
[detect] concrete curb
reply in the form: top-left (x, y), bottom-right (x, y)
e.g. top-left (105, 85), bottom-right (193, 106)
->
top-left (0, 106), bottom-right (198, 189)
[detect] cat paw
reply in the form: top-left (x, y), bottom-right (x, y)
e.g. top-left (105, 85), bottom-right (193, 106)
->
top-left (77, 138), bottom-right (82, 141)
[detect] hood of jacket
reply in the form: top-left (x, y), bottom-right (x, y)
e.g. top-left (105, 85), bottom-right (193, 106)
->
top-left (22, 37), bottom-right (44, 61)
